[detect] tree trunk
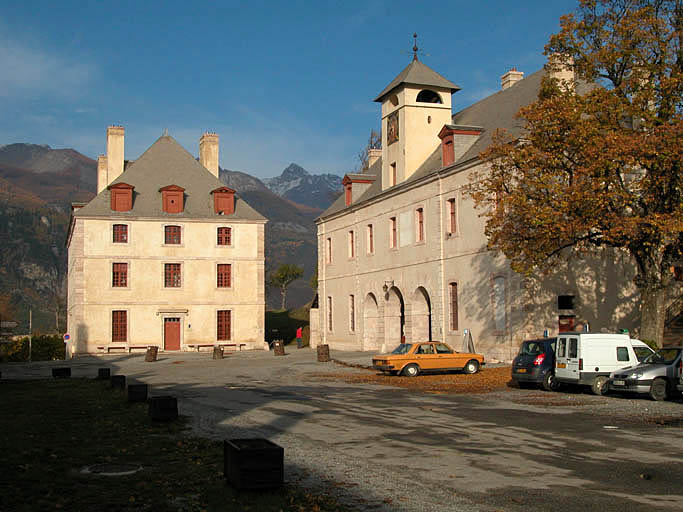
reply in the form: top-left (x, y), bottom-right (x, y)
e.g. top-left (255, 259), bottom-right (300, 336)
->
top-left (280, 286), bottom-right (287, 310)
top-left (638, 285), bottom-right (668, 348)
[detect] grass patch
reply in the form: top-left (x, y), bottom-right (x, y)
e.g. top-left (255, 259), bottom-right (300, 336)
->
top-left (0, 379), bottom-right (346, 511)
top-left (265, 308), bottom-right (309, 347)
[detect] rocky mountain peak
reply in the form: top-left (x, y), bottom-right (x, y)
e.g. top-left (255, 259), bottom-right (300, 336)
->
top-left (281, 163), bottom-right (309, 179)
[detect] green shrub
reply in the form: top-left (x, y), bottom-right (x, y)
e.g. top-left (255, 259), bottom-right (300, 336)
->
top-left (0, 335), bottom-right (65, 362)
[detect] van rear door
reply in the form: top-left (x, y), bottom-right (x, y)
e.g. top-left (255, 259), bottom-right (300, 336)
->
top-left (556, 335), bottom-right (579, 381)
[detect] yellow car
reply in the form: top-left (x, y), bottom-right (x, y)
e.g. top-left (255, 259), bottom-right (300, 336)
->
top-left (372, 341), bottom-right (485, 377)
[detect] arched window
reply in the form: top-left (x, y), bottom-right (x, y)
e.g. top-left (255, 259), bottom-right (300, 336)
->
top-left (416, 89), bottom-right (442, 104)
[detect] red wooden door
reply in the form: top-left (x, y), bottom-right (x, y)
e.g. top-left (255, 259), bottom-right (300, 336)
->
top-left (164, 318), bottom-right (181, 350)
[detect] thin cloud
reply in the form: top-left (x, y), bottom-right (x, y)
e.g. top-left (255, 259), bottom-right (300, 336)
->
top-left (0, 34), bottom-right (93, 99)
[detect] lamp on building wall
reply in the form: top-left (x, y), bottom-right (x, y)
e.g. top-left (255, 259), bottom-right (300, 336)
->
top-left (382, 280), bottom-right (394, 293)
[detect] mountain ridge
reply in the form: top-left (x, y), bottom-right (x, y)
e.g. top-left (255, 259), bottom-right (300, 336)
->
top-left (263, 163), bottom-right (342, 209)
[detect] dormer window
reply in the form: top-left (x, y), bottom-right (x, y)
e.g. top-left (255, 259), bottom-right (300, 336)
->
top-left (212, 187), bottom-right (235, 215)
top-left (160, 185), bottom-right (185, 213)
top-left (416, 89), bottom-right (442, 103)
top-left (109, 183), bottom-right (134, 212)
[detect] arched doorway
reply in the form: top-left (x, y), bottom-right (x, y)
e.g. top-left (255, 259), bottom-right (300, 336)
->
top-left (363, 293), bottom-right (380, 350)
top-left (411, 287), bottom-right (432, 342)
top-left (384, 286), bottom-right (405, 345)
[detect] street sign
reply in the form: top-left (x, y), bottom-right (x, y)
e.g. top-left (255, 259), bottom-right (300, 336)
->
top-left (63, 333), bottom-right (70, 341)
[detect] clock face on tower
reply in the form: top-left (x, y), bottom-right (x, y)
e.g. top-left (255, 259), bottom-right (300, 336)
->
top-left (387, 111), bottom-right (399, 145)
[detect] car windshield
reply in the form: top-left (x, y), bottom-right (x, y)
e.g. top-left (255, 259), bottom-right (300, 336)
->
top-left (519, 342), bottom-right (544, 356)
top-left (643, 348), bottom-right (681, 365)
top-left (391, 344), bottom-right (413, 355)
top-left (634, 346), bottom-right (655, 362)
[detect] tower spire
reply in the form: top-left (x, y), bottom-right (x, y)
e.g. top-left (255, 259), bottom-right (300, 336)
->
top-left (412, 33), bottom-right (419, 61)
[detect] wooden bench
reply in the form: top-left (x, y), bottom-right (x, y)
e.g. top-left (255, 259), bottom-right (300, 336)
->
top-left (97, 345), bottom-right (127, 354)
top-left (97, 345), bottom-right (152, 354)
top-left (186, 343), bottom-right (247, 352)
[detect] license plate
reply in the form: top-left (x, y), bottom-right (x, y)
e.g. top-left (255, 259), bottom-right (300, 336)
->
top-left (556, 363), bottom-right (566, 368)
top-left (613, 379), bottom-right (625, 386)
top-left (515, 368), bottom-right (527, 373)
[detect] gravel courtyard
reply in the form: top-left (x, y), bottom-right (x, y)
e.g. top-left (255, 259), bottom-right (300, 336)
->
top-left (2, 348), bottom-right (682, 511)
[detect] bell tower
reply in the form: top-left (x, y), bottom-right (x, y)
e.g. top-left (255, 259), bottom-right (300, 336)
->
top-left (374, 35), bottom-right (460, 190)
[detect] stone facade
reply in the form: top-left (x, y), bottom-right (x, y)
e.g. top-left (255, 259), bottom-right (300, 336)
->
top-left (315, 60), bottom-right (643, 361)
top-left (66, 128), bottom-right (266, 355)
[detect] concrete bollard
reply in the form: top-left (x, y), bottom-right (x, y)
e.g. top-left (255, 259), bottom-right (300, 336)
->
top-left (148, 396), bottom-right (178, 421)
top-left (224, 438), bottom-right (284, 490)
top-left (213, 346), bottom-right (224, 360)
top-left (127, 383), bottom-right (148, 402)
top-left (111, 375), bottom-right (126, 389)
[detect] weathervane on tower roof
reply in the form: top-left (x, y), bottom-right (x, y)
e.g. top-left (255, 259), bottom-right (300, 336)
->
top-left (405, 33), bottom-right (429, 61)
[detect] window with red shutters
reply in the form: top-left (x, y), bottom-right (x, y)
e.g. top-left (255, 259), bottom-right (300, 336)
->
top-left (390, 217), bottom-right (397, 248)
top-left (450, 282), bottom-right (459, 331)
top-left (112, 310), bottom-right (127, 342)
top-left (165, 263), bottom-right (181, 288)
top-left (160, 185), bottom-right (184, 213)
top-left (212, 187), bottom-right (235, 215)
top-left (447, 198), bottom-right (457, 235)
top-left (217, 264), bottom-right (232, 287)
top-left (217, 227), bottom-right (232, 246)
top-left (113, 224), bottom-right (128, 243)
top-left (217, 310), bottom-right (231, 340)
top-left (367, 224), bottom-right (374, 254)
top-left (109, 183), bottom-right (134, 212)
top-left (165, 225), bottom-right (181, 244)
top-left (112, 263), bottom-right (128, 287)
top-left (416, 208), bottom-right (424, 242)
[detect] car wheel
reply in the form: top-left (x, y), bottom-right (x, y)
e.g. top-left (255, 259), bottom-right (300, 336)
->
top-left (402, 364), bottom-right (420, 377)
top-left (463, 359), bottom-right (480, 374)
top-left (649, 378), bottom-right (669, 401)
top-left (591, 376), bottom-right (609, 396)
top-left (542, 371), bottom-right (560, 392)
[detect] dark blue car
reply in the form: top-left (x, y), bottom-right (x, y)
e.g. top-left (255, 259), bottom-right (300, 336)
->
top-left (511, 338), bottom-right (559, 391)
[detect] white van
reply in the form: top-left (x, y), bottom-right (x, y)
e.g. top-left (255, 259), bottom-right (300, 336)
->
top-left (554, 333), bottom-right (654, 395)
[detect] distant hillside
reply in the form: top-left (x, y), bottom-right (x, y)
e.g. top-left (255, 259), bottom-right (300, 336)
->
top-left (0, 143), bottom-right (97, 191)
top-left (263, 163), bottom-right (342, 210)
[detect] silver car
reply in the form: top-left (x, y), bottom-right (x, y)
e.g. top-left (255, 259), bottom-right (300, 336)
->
top-left (608, 346), bottom-right (683, 401)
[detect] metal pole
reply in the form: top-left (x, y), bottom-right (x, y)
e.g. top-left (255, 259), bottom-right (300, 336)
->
top-left (28, 308), bottom-right (32, 363)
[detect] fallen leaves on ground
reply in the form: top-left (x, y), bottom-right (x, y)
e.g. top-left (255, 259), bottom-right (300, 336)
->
top-left (309, 366), bottom-right (514, 394)
top-left (509, 392), bottom-right (592, 407)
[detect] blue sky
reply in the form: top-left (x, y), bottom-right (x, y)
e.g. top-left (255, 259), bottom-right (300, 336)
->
top-left (0, 0), bottom-right (577, 179)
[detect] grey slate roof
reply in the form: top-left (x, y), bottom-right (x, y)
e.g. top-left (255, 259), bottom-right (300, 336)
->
top-left (321, 68), bottom-right (591, 221)
top-left (374, 59), bottom-right (460, 102)
top-left (75, 135), bottom-right (266, 221)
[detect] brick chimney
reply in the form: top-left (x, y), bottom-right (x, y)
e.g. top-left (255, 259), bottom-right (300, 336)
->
top-left (199, 132), bottom-right (219, 178)
top-left (97, 154), bottom-right (108, 194)
top-left (367, 148), bottom-right (381, 169)
top-left (501, 68), bottom-right (524, 90)
top-left (106, 125), bottom-right (125, 185)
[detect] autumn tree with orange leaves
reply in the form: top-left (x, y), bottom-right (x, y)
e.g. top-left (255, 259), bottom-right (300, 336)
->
top-left (468, 0), bottom-right (682, 346)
